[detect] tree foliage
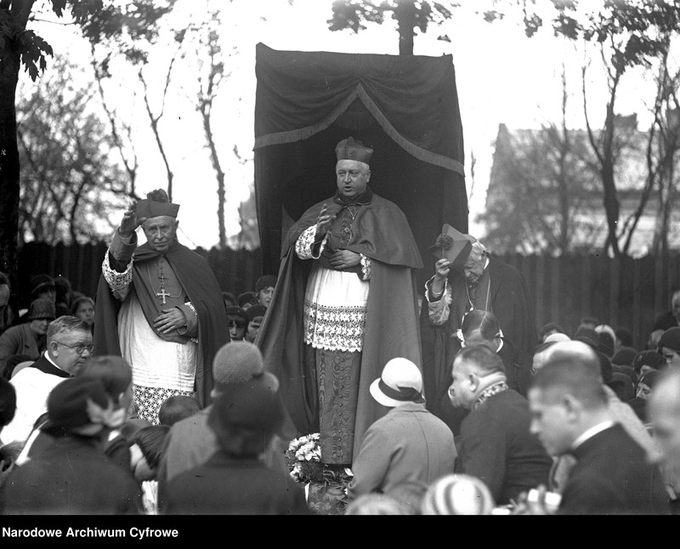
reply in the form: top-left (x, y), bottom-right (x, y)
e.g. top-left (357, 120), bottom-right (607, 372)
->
top-left (17, 54), bottom-right (129, 244)
top-left (482, 0), bottom-right (680, 257)
top-left (328, 0), bottom-right (457, 54)
top-left (0, 0), bottom-right (177, 311)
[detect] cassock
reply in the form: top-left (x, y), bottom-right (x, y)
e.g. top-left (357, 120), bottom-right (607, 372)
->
top-left (256, 188), bottom-right (423, 464)
top-left (94, 237), bottom-right (228, 420)
top-left (420, 256), bottom-right (537, 433)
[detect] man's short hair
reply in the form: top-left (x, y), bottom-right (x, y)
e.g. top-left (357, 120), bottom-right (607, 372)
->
top-left (456, 345), bottom-right (505, 376)
top-left (47, 315), bottom-right (91, 341)
top-left (158, 395), bottom-right (201, 426)
top-left (541, 340), bottom-right (602, 381)
top-left (530, 358), bottom-right (607, 410)
top-left (461, 310), bottom-right (500, 342)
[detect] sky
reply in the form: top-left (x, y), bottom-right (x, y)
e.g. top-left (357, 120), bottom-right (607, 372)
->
top-left (26, 0), bottom-right (653, 249)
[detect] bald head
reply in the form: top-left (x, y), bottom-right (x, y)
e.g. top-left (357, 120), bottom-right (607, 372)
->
top-left (535, 340), bottom-right (602, 382)
top-left (649, 369), bottom-right (680, 472)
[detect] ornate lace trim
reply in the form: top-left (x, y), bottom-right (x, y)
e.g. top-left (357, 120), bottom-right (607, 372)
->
top-left (181, 302), bottom-right (199, 343)
top-left (296, 226), bottom-right (325, 260)
top-left (426, 277), bottom-right (451, 326)
top-left (303, 299), bottom-right (366, 352)
top-left (102, 249), bottom-right (133, 290)
top-left (360, 254), bottom-right (371, 281)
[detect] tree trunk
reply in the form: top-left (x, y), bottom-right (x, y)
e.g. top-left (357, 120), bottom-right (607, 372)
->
top-left (0, 45), bottom-right (21, 310)
top-left (394, 0), bottom-right (416, 55)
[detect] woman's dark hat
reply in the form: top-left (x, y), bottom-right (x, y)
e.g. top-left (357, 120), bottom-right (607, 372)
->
top-left (225, 306), bottom-right (248, 326)
top-left (28, 298), bottom-right (56, 321)
top-left (658, 326), bottom-right (680, 353)
top-left (255, 275), bottom-right (277, 293)
top-left (29, 274), bottom-right (55, 299)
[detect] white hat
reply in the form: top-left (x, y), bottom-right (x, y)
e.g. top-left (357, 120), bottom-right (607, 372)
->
top-left (369, 358), bottom-right (424, 408)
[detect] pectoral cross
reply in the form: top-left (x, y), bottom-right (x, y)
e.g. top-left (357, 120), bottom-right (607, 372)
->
top-left (156, 273), bottom-right (170, 305)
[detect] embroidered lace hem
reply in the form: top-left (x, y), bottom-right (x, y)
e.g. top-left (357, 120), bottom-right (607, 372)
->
top-left (102, 248), bottom-right (133, 290)
top-left (303, 299), bottom-right (365, 352)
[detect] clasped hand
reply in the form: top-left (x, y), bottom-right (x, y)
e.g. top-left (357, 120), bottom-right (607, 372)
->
top-left (153, 308), bottom-right (187, 334)
top-left (329, 249), bottom-right (361, 269)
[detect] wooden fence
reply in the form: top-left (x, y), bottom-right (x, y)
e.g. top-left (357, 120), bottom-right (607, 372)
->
top-left (17, 242), bottom-right (263, 309)
top-left (17, 242), bottom-right (678, 350)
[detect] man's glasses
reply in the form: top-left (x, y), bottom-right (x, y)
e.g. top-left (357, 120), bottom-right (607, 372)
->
top-left (55, 341), bottom-right (94, 355)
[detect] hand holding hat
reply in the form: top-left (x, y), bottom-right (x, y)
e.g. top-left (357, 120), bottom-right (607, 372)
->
top-left (119, 189), bottom-right (179, 238)
top-left (429, 224), bottom-right (474, 269)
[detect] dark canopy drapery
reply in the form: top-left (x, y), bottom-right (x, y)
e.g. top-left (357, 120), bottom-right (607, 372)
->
top-left (254, 42), bottom-right (468, 288)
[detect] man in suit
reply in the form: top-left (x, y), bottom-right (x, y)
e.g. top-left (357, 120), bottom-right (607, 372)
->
top-left (348, 357), bottom-right (456, 502)
top-left (457, 309), bottom-right (533, 397)
top-left (534, 340), bottom-right (661, 496)
top-left (0, 316), bottom-right (92, 446)
top-left (527, 350), bottom-right (669, 515)
top-left (449, 345), bottom-right (552, 506)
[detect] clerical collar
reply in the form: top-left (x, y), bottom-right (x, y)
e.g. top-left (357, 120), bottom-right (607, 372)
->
top-left (333, 187), bottom-right (373, 206)
top-left (571, 420), bottom-right (615, 452)
top-left (32, 351), bottom-right (73, 378)
top-left (473, 380), bottom-right (508, 410)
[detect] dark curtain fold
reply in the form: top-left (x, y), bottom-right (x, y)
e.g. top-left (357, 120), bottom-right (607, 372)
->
top-left (254, 42), bottom-right (468, 289)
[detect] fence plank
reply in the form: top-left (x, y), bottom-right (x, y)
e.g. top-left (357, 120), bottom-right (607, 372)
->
top-left (16, 244), bottom-right (679, 350)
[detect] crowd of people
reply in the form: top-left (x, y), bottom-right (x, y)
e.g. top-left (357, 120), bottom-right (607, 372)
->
top-left (0, 136), bottom-right (680, 517)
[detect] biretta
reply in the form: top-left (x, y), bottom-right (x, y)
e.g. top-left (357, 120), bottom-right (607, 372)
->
top-left (135, 190), bottom-right (180, 219)
top-left (429, 224), bottom-right (474, 268)
top-left (335, 136), bottom-right (373, 165)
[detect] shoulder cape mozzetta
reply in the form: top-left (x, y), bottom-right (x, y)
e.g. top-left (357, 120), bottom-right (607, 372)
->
top-left (93, 240), bottom-right (228, 407)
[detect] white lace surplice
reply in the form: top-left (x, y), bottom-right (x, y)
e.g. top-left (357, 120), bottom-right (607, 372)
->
top-left (303, 265), bottom-right (368, 353)
top-left (118, 297), bottom-right (197, 392)
top-left (297, 224), bottom-right (369, 353)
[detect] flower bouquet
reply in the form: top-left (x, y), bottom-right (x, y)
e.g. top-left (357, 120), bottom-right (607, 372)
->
top-left (285, 433), bottom-right (353, 515)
